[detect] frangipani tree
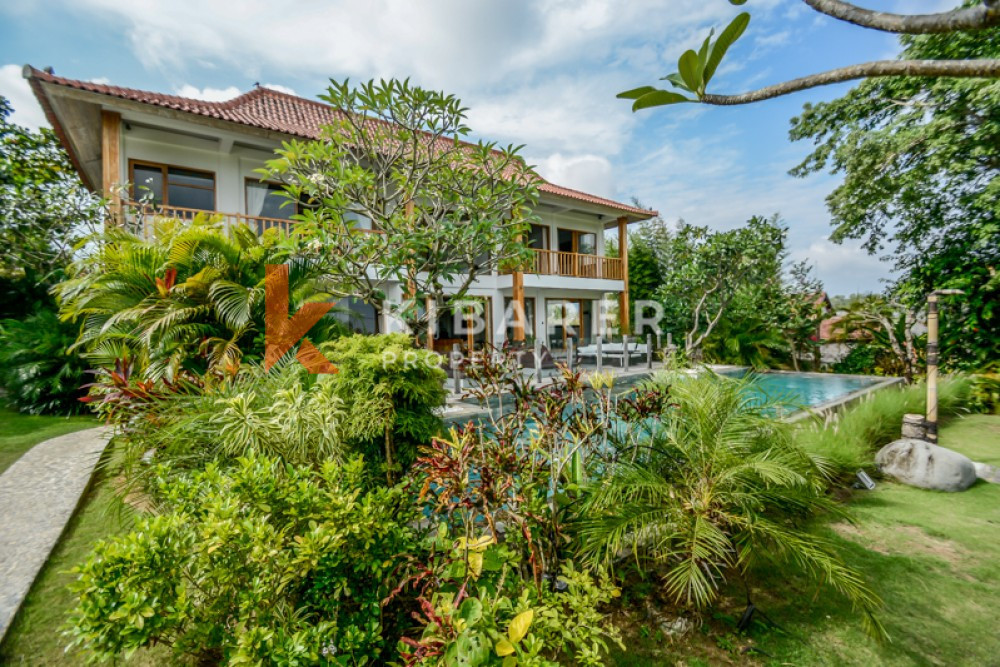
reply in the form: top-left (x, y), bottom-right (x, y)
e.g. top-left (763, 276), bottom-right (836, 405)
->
top-left (620, 0), bottom-right (1000, 110)
top-left (261, 79), bottom-right (539, 341)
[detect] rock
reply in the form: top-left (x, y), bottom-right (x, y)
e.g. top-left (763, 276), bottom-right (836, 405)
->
top-left (875, 439), bottom-right (977, 492)
top-left (974, 462), bottom-right (1000, 485)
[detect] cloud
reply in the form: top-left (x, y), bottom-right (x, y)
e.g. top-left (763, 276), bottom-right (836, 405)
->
top-left (0, 64), bottom-right (48, 129)
top-left (174, 84), bottom-right (241, 101)
top-left (790, 240), bottom-right (894, 295)
top-left (531, 153), bottom-right (616, 199)
top-left (262, 83), bottom-right (296, 96)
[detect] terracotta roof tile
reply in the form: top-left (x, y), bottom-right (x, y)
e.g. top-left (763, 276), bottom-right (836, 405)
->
top-left (25, 66), bottom-right (657, 218)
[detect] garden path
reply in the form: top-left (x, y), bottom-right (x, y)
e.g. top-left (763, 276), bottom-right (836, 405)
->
top-left (0, 427), bottom-right (110, 642)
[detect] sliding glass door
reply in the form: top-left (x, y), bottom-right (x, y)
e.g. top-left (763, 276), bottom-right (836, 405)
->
top-left (546, 299), bottom-right (594, 351)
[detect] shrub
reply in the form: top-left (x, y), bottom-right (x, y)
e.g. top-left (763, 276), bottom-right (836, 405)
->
top-left (794, 376), bottom-right (972, 478)
top-left (833, 343), bottom-right (880, 375)
top-left (69, 455), bottom-right (418, 665)
top-left (970, 367), bottom-right (1000, 415)
top-left (394, 525), bottom-right (622, 666)
top-left (321, 333), bottom-right (447, 481)
top-left (579, 372), bottom-right (886, 638)
top-left (0, 307), bottom-right (89, 414)
top-left (98, 362), bottom-right (347, 499)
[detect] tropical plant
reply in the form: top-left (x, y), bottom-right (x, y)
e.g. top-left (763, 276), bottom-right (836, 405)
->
top-left (321, 333), bottom-right (447, 483)
top-left (106, 363), bottom-right (347, 496)
top-left (57, 215), bottom-right (342, 380)
top-left (0, 308), bottom-right (89, 414)
top-left (619, 0), bottom-right (1000, 109)
top-left (579, 371), bottom-right (886, 638)
top-left (68, 455), bottom-right (420, 666)
top-left (395, 526), bottom-right (623, 667)
top-left (260, 78), bottom-right (539, 339)
top-left (415, 347), bottom-right (672, 587)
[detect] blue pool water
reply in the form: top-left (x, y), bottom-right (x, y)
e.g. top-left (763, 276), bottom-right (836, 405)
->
top-left (717, 369), bottom-right (880, 413)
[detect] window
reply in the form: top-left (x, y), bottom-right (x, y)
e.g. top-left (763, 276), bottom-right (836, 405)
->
top-left (130, 161), bottom-right (215, 211)
top-left (246, 181), bottom-right (296, 220)
top-left (557, 228), bottom-right (597, 255)
top-left (528, 224), bottom-right (548, 249)
top-left (504, 297), bottom-right (535, 342)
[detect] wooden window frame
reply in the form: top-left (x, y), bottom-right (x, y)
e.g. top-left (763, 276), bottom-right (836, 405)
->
top-left (128, 159), bottom-right (216, 210)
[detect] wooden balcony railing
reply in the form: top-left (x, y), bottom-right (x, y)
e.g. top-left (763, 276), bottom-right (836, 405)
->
top-left (121, 201), bottom-right (382, 238)
top-left (523, 249), bottom-right (624, 280)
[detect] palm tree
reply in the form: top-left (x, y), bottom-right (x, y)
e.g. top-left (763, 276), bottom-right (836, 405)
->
top-left (578, 372), bottom-right (886, 638)
top-left (57, 215), bottom-right (340, 380)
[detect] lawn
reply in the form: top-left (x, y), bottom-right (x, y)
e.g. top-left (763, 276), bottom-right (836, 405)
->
top-left (0, 407), bottom-right (95, 475)
top-left (611, 414), bottom-right (1000, 666)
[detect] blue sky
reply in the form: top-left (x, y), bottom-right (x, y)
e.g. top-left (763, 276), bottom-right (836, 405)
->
top-left (0, 0), bottom-right (955, 295)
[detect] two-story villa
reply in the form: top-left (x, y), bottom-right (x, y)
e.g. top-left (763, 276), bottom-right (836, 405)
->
top-left (25, 65), bottom-right (657, 353)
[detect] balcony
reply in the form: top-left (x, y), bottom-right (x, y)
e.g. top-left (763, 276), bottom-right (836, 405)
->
top-left (522, 249), bottom-right (624, 281)
top-left (120, 201), bottom-right (382, 238)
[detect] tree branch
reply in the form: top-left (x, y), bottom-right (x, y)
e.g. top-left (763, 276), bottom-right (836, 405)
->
top-left (701, 59), bottom-right (1000, 106)
top-left (803, 0), bottom-right (1000, 34)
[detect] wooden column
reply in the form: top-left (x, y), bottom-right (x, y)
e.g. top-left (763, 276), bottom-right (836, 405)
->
top-left (512, 270), bottom-right (526, 343)
top-left (101, 110), bottom-right (122, 225)
top-left (617, 216), bottom-right (630, 334)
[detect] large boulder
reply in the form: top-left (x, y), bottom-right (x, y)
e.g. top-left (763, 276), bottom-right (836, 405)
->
top-left (875, 439), bottom-right (978, 492)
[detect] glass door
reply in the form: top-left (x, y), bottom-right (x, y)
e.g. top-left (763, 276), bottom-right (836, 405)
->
top-left (547, 299), bottom-right (582, 351)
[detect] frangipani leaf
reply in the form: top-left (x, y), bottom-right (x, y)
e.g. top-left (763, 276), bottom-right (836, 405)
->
top-left (632, 90), bottom-right (692, 111)
top-left (660, 73), bottom-right (690, 90)
top-left (704, 12), bottom-right (750, 85)
top-left (678, 50), bottom-right (703, 94)
top-left (698, 31), bottom-right (714, 71)
top-left (617, 85), bottom-right (658, 100)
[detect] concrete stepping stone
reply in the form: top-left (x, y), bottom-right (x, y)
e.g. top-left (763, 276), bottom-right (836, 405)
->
top-left (0, 427), bottom-right (110, 642)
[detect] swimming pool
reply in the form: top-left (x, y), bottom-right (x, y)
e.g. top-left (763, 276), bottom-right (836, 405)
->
top-left (716, 369), bottom-right (884, 414)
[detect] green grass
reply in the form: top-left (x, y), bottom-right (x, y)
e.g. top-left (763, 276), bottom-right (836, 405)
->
top-left (0, 406), bottom-right (95, 475)
top-left (611, 414), bottom-right (1000, 666)
top-left (794, 377), bottom-right (971, 480)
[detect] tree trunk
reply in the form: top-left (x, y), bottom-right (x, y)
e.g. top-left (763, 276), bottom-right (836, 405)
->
top-left (384, 424), bottom-right (395, 485)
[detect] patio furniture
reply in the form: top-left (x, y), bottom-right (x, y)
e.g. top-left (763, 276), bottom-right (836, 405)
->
top-left (576, 341), bottom-right (648, 368)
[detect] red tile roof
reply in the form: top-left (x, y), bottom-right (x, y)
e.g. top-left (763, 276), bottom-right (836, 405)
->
top-left (25, 66), bottom-right (657, 219)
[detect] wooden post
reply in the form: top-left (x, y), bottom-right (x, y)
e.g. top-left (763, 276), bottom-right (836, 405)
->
top-left (617, 216), bottom-right (630, 334)
top-left (646, 333), bottom-right (653, 369)
top-left (101, 110), bottom-right (121, 226)
top-left (512, 270), bottom-right (526, 343)
top-left (926, 293), bottom-right (940, 443)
